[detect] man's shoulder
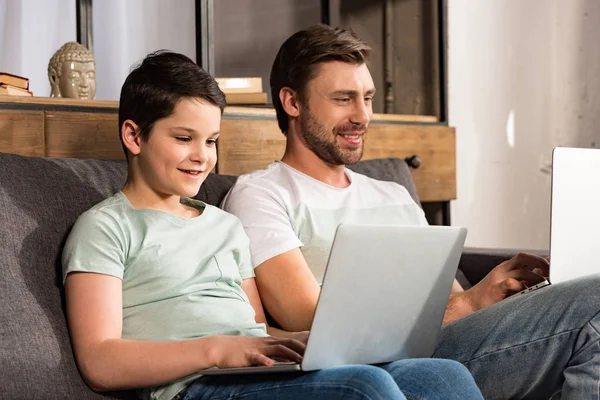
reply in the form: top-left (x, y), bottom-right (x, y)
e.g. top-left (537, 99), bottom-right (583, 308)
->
top-left (227, 162), bottom-right (293, 197)
top-left (346, 168), bottom-right (416, 202)
top-left (346, 167), bottom-right (402, 188)
top-left (222, 162), bottom-right (296, 211)
top-left (234, 162), bottom-right (289, 186)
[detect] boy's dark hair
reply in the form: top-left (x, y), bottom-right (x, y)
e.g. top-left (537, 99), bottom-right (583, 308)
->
top-left (118, 50), bottom-right (226, 157)
top-left (270, 24), bottom-right (371, 135)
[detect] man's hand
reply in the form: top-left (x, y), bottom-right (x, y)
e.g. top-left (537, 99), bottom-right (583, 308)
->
top-left (466, 252), bottom-right (549, 310)
top-left (209, 335), bottom-right (305, 368)
top-left (273, 330), bottom-right (309, 345)
top-left (443, 253), bottom-right (549, 325)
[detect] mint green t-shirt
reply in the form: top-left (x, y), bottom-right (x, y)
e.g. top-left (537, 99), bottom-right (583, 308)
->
top-left (62, 192), bottom-right (267, 400)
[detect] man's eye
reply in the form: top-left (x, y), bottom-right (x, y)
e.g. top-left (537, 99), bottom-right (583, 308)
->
top-left (365, 97), bottom-right (373, 102)
top-left (335, 98), bottom-right (351, 103)
top-left (176, 137), bottom-right (191, 142)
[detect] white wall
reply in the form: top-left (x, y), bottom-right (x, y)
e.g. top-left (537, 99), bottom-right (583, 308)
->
top-left (0, 0), bottom-right (76, 96)
top-left (448, 0), bottom-right (600, 250)
top-left (93, 0), bottom-right (196, 100)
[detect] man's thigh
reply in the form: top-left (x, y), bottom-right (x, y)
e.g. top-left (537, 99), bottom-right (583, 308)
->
top-left (434, 275), bottom-right (600, 399)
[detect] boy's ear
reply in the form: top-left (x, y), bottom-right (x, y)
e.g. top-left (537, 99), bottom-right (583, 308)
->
top-left (121, 120), bottom-right (142, 156)
top-left (279, 87), bottom-right (300, 118)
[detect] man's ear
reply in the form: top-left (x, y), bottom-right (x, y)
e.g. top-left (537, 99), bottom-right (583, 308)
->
top-left (279, 87), bottom-right (300, 118)
top-left (121, 120), bottom-right (142, 156)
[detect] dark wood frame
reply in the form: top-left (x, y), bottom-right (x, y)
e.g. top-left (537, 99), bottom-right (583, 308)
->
top-left (75, 0), bottom-right (94, 51)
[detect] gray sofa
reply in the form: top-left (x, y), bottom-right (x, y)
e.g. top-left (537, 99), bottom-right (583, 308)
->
top-left (0, 152), bottom-right (507, 399)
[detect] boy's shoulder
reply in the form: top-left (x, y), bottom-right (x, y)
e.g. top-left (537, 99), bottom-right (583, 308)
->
top-left (79, 192), bottom-right (129, 222)
top-left (72, 192), bottom-right (140, 235)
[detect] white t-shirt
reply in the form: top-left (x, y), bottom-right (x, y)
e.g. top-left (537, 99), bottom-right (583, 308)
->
top-left (222, 161), bottom-right (428, 283)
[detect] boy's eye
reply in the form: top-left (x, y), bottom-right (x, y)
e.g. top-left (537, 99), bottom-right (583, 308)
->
top-left (175, 137), bottom-right (191, 142)
top-left (207, 139), bottom-right (218, 145)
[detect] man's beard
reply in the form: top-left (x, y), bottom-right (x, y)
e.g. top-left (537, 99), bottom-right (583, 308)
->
top-left (299, 108), bottom-right (366, 166)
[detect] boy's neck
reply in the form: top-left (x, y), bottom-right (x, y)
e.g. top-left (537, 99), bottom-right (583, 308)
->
top-left (121, 179), bottom-right (200, 218)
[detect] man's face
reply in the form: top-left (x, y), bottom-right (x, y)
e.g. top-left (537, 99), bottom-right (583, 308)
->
top-left (59, 61), bottom-right (96, 99)
top-left (136, 98), bottom-right (220, 198)
top-left (298, 61), bottom-right (375, 165)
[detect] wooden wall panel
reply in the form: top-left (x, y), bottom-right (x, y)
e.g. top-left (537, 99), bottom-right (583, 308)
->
top-left (0, 110), bottom-right (44, 157)
top-left (44, 112), bottom-right (124, 160)
top-left (363, 124), bottom-right (455, 202)
top-left (218, 118), bottom-right (286, 175)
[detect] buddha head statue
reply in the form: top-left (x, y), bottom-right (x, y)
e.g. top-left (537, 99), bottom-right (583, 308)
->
top-left (48, 41), bottom-right (96, 100)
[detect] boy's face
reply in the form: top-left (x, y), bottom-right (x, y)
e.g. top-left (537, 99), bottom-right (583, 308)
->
top-left (297, 61), bottom-right (375, 165)
top-left (137, 98), bottom-right (220, 198)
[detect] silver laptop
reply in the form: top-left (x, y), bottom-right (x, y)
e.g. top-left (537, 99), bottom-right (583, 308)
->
top-left (200, 224), bottom-right (467, 375)
top-left (520, 147), bottom-right (600, 294)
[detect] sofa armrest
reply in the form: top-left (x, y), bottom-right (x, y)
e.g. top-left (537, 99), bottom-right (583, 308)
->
top-left (458, 247), bottom-right (550, 289)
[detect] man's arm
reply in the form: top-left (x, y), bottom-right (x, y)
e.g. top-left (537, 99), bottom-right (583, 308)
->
top-left (248, 249), bottom-right (320, 332)
top-left (241, 276), bottom-right (311, 342)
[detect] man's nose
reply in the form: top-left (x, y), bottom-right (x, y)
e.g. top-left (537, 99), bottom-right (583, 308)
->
top-left (351, 99), bottom-right (371, 125)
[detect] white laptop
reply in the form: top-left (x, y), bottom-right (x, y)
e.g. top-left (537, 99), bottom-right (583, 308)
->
top-left (200, 223), bottom-right (467, 375)
top-left (520, 147), bottom-right (600, 294)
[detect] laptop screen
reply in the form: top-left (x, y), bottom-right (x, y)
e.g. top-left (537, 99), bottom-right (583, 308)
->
top-left (549, 147), bottom-right (600, 284)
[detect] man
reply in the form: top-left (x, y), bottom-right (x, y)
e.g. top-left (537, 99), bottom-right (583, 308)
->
top-left (222, 25), bottom-right (600, 399)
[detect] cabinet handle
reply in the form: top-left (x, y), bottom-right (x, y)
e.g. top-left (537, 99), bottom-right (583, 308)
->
top-left (404, 155), bottom-right (421, 169)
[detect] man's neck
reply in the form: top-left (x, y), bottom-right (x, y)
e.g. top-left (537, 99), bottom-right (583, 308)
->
top-left (281, 139), bottom-right (350, 188)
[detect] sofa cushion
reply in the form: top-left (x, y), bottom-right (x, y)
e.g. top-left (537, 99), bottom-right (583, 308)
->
top-left (0, 153), bottom-right (418, 399)
top-left (0, 153), bottom-right (133, 399)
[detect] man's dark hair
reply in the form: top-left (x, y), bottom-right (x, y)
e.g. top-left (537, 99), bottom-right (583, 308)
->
top-left (270, 24), bottom-right (371, 135)
top-left (118, 50), bottom-right (226, 157)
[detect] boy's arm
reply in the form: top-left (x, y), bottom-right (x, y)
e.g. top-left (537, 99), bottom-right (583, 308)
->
top-left (65, 272), bottom-right (304, 391)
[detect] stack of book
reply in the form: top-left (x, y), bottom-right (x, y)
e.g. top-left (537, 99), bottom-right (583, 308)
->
top-left (216, 77), bottom-right (267, 105)
top-left (0, 73), bottom-right (32, 97)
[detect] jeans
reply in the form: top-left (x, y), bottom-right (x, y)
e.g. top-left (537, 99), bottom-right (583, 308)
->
top-left (175, 358), bottom-right (483, 400)
top-left (434, 275), bottom-right (600, 400)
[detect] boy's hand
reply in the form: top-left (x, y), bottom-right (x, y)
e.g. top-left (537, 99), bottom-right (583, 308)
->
top-left (209, 335), bottom-right (305, 368)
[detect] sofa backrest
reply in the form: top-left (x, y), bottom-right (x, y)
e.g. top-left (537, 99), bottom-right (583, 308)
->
top-left (0, 152), bottom-right (418, 399)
